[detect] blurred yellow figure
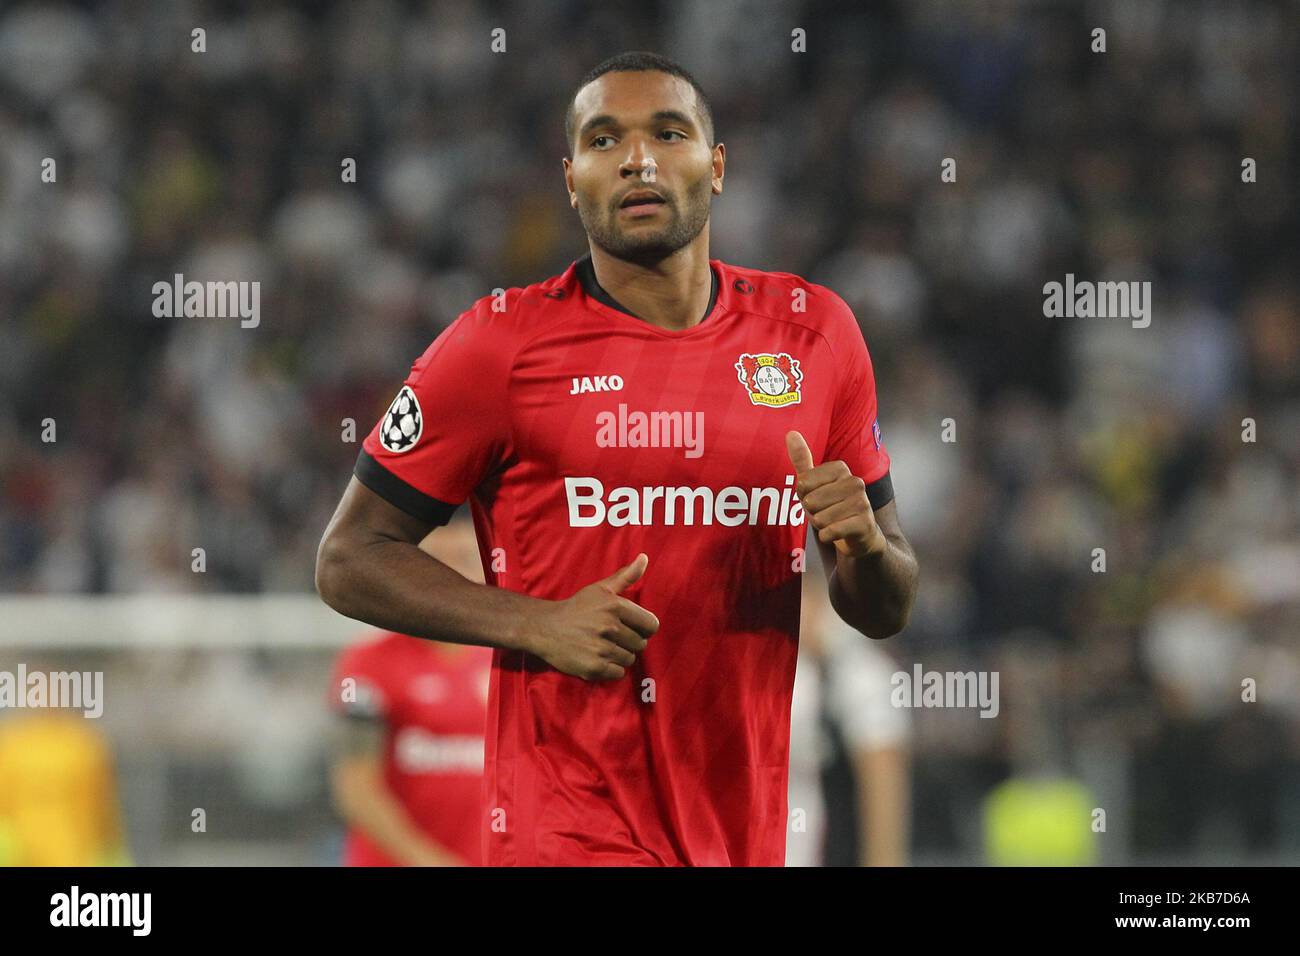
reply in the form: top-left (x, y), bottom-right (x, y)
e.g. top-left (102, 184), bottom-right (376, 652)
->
top-left (983, 777), bottom-right (1097, 866)
top-left (0, 714), bottom-right (130, 866)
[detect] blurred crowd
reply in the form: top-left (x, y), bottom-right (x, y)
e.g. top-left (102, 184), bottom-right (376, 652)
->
top-left (2, 0), bottom-right (1298, 862)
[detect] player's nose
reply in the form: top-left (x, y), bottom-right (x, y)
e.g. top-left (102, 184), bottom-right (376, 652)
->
top-left (618, 139), bottom-right (657, 178)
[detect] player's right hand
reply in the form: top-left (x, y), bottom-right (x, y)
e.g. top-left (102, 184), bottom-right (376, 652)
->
top-left (528, 553), bottom-right (660, 681)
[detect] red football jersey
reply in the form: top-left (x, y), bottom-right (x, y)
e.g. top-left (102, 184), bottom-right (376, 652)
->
top-left (356, 254), bottom-right (893, 866)
top-left (331, 632), bottom-right (493, 866)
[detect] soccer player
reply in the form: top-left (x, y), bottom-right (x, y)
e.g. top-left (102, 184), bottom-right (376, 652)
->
top-left (786, 561), bottom-right (912, 867)
top-left (316, 50), bottom-right (919, 866)
top-left (328, 518), bottom-right (492, 866)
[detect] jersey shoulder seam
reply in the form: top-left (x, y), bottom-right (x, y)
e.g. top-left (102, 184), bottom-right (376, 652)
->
top-left (721, 266), bottom-right (861, 436)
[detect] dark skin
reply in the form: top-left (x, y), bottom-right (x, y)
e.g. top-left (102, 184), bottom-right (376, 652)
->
top-left (787, 431), bottom-right (919, 639)
top-left (316, 480), bottom-right (658, 681)
top-left (562, 71), bottom-right (723, 331)
top-left (316, 69), bottom-right (918, 680)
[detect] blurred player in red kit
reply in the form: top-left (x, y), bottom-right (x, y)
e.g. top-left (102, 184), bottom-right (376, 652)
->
top-left (328, 519), bottom-right (492, 866)
top-left (317, 51), bottom-right (919, 866)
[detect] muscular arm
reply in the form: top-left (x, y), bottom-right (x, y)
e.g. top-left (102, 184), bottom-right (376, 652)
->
top-left (315, 477), bottom-right (539, 653)
top-left (315, 478), bottom-right (658, 679)
top-left (817, 500), bottom-right (919, 640)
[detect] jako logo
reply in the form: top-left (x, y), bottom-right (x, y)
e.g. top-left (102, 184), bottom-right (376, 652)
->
top-left (570, 375), bottom-right (623, 395)
top-left (50, 886), bottom-right (151, 936)
top-left (152, 273), bottom-right (260, 328)
top-left (565, 476), bottom-right (806, 527)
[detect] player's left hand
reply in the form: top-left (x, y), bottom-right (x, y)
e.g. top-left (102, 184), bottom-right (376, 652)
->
top-left (785, 430), bottom-right (887, 559)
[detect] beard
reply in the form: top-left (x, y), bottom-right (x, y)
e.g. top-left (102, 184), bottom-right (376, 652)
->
top-left (578, 174), bottom-right (712, 265)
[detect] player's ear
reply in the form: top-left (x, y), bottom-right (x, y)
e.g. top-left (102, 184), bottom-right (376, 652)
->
top-left (562, 157), bottom-right (577, 207)
top-left (711, 142), bottom-right (725, 195)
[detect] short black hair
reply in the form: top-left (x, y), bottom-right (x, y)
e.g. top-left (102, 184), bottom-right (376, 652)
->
top-left (565, 51), bottom-right (715, 153)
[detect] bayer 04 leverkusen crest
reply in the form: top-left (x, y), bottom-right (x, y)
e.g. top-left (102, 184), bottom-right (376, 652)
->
top-left (734, 352), bottom-right (803, 408)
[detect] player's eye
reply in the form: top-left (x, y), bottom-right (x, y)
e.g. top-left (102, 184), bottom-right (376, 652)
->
top-left (590, 135), bottom-right (615, 149)
top-left (659, 130), bottom-right (686, 141)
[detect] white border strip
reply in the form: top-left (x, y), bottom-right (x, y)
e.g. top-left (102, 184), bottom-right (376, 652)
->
top-left (0, 596), bottom-right (373, 649)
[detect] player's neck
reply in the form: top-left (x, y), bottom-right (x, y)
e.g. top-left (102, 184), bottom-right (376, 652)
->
top-left (587, 241), bottom-right (714, 332)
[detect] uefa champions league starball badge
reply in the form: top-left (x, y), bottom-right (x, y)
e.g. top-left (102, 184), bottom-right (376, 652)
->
top-left (379, 385), bottom-right (424, 453)
top-left (735, 352), bottom-right (803, 407)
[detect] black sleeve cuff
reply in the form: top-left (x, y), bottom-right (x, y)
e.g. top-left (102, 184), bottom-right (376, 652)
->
top-left (354, 449), bottom-right (459, 526)
top-left (866, 470), bottom-right (895, 511)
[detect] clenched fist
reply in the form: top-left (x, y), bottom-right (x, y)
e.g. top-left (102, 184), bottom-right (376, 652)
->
top-left (786, 430), bottom-right (886, 559)
top-left (527, 554), bottom-right (660, 681)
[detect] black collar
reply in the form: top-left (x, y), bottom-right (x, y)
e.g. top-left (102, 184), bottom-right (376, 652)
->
top-left (576, 253), bottom-right (719, 325)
